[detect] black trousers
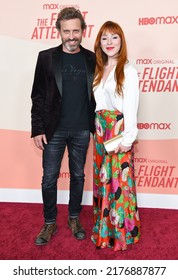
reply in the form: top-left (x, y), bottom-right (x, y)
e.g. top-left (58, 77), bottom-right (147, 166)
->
top-left (42, 129), bottom-right (90, 223)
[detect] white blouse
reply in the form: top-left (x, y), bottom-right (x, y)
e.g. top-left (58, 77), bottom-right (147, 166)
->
top-left (94, 63), bottom-right (139, 147)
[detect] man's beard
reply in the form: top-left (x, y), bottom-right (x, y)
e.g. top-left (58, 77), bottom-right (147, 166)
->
top-left (62, 38), bottom-right (81, 52)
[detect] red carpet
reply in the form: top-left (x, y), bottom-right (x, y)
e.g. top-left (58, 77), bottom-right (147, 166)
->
top-left (0, 202), bottom-right (177, 260)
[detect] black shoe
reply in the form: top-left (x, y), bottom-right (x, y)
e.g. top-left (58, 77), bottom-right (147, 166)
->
top-left (35, 223), bottom-right (57, 246)
top-left (68, 217), bottom-right (86, 240)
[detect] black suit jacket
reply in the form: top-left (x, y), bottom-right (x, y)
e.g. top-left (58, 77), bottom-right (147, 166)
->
top-left (31, 44), bottom-right (96, 142)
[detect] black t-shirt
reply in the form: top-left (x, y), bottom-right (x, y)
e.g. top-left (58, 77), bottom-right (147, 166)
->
top-left (57, 51), bottom-right (90, 130)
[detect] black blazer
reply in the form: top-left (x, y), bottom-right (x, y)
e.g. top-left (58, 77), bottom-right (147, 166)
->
top-left (31, 44), bottom-right (96, 142)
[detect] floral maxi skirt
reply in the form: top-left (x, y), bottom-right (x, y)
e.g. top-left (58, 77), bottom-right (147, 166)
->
top-left (91, 110), bottom-right (140, 251)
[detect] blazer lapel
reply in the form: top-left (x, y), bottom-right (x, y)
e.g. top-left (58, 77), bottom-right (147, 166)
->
top-left (81, 47), bottom-right (94, 101)
top-left (52, 45), bottom-right (94, 99)
top-left (52, 45), bottom-right (63, 96)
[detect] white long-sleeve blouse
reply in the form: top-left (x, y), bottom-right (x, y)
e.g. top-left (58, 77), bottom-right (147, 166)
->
top-left (94, 63), bottom-right (139, 147)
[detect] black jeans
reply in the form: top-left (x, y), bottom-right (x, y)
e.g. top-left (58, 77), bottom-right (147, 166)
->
top-left (42, 129), bottom-right (90, 223)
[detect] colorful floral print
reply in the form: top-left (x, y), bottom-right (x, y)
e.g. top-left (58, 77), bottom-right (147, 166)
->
top-left (91, 110), bottom-right (140, 251)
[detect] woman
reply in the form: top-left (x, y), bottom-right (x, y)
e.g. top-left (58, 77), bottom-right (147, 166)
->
top-left (91, 21), bottom-right (140, 251)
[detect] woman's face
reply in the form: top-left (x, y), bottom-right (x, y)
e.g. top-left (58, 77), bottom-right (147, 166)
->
top-left (100, 31), bottom-right (121, 58)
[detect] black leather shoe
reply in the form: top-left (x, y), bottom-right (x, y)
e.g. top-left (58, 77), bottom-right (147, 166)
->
top-left (35, 223), bottom-right (57, 245)
top-left (68, 217), bottom-right (86, 240)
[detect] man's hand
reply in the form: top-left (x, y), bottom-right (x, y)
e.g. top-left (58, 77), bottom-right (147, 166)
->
top-left (33, 134), bottom-right (47, 150)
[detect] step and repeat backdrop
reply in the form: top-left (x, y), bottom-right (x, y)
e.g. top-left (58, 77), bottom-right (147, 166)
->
top-left (0, 0), bottom-right (178, 209)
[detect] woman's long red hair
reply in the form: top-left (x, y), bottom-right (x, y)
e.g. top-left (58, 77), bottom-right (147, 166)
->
top-left (93, 21), bottom-right (128, 95)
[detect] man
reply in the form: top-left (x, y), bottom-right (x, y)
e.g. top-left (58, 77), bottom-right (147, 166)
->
top-left (31, 7), bottom-right (96, 245)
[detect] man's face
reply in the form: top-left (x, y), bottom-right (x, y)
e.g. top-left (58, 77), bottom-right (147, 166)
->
top-left (60, 18), bottom-right (83, 53)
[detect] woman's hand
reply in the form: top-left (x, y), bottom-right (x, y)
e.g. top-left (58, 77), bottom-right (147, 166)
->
top-left (115, 143), bottom-right (131, 154)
